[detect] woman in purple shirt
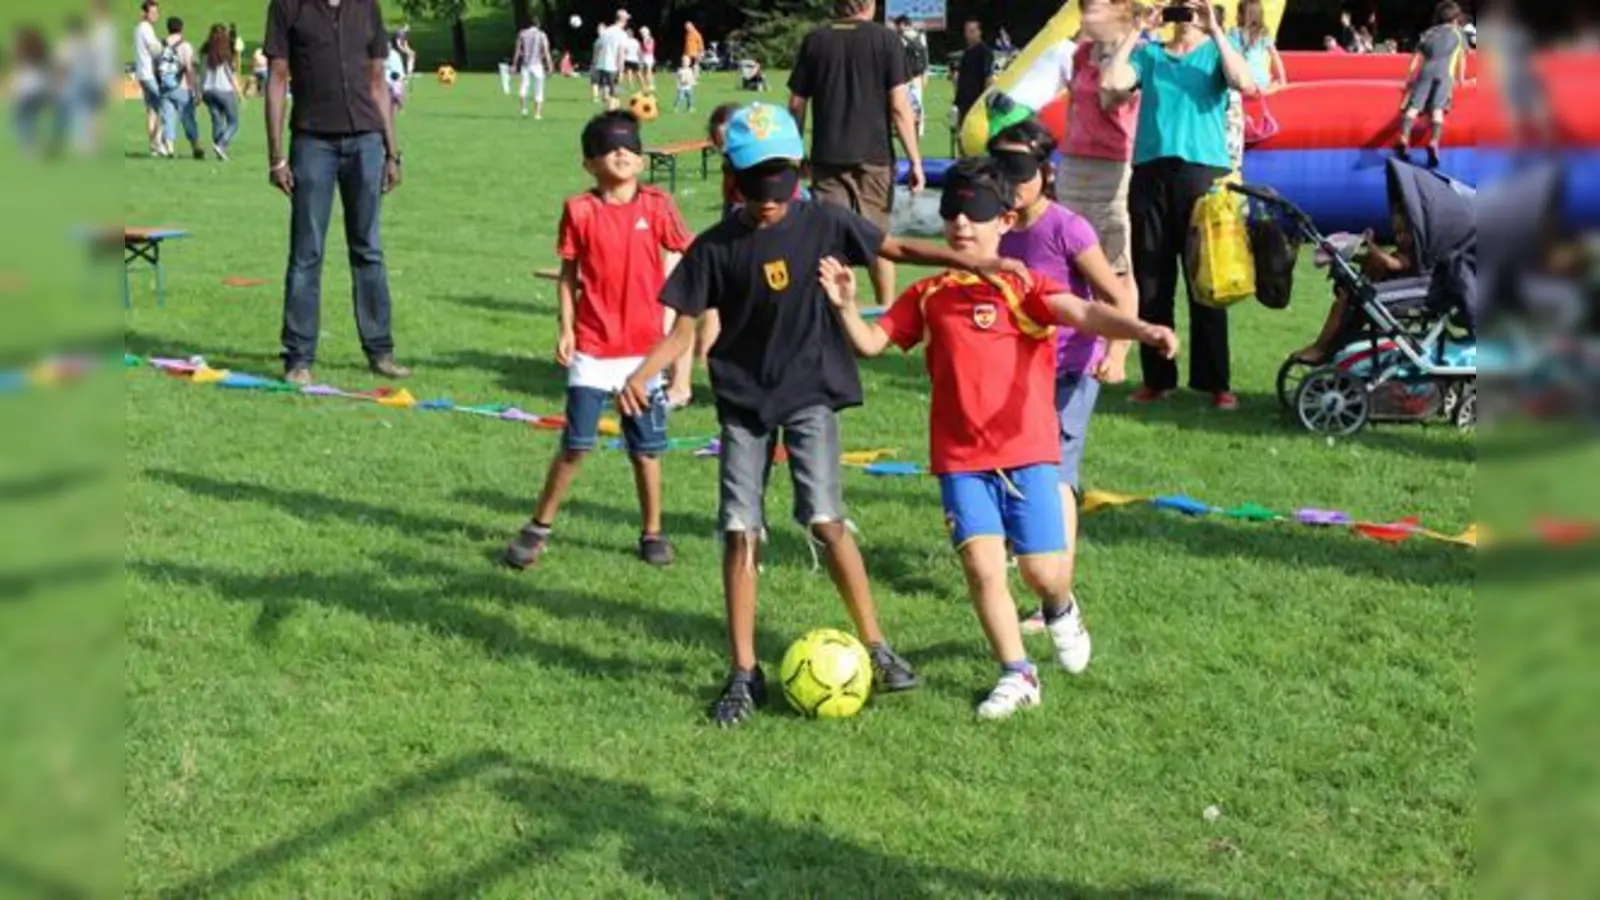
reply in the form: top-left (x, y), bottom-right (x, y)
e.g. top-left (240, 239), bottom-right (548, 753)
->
top-left (990, 119), bottom-right (1135, 633)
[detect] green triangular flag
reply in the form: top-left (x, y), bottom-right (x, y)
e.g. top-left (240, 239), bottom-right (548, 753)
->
top-left (1220, 503), bottom-right (1283, 522)
top-left (124, 353), bottom-right (142, 367)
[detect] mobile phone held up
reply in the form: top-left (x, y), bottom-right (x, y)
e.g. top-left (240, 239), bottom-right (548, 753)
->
top-left (1161, 3), bottom-right (1194, 24)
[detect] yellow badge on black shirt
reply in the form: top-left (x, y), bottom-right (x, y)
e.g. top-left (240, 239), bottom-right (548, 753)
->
top-left (764, 259), bottom-right (790, 291)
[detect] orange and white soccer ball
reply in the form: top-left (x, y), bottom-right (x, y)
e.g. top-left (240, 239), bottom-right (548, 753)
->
top-left (627, 91), bottom-right (659, 122)
top-left (436, 65), bottom-right (457, 86)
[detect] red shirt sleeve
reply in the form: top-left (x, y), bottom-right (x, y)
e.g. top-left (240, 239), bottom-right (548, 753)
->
top-left (651, 193), bottom-right (695, 254)
top-left (880, 281), bottom-right (932, 351)
top-left (1019, 272), bottom-right (1064, 328)
top-left (556, 199), bottom-right (582, 262)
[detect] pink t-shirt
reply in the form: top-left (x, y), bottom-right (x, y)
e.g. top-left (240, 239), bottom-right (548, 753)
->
top-left (1064, 43), bottom-right (1139, 162)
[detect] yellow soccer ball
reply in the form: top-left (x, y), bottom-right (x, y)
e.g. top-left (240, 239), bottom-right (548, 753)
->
top-left (779, 629), bottom-right (873, 719)
top-left (627, 91), bottom-right (659, 122)
top-left (437, 65), bottom-right (457, 86)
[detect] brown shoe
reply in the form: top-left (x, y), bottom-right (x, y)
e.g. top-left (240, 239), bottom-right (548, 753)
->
top-left (369, 355), bottom-right (411, 379)
top-left (284, 366), bottom-right (314, 387)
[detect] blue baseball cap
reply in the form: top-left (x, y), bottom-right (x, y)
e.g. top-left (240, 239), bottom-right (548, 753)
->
top-left (723, 103), bottom-right (805, 171)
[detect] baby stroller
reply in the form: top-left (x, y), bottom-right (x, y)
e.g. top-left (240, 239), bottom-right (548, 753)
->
top-left (1242, 158), bottom-right (1477, 436)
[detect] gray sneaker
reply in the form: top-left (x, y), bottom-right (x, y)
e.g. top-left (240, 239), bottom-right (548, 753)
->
top-left (284, 366), bottom-right (314, 387)
top-left (710, 668), bottom-right (767, 728)
top-left (369, 355), bottom-right (412, 379)
top-left (638, 534), bottom-right (675, 567)
top-left (870, 645), bottom-right (921, 692)
top-left (502, 520), bottom-right (551, 570)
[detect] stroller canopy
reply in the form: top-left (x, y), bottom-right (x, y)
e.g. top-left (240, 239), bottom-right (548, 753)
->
top-left (1386, 158), bottom-right (1475, 275)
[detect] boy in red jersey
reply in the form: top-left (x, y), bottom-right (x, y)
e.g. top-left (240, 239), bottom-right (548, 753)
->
top-left (820, 158), bottom-right (1179, 719)
top-left (502, 111), bottom-right (695, 570)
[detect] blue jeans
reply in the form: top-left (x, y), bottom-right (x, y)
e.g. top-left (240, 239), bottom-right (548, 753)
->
top-left (159, 87), bottom-right (198, 145)
top-left (281, 131), bottom-right (394, 368)
top-left (202, 90), bottom-right (239, 149)
top-left (673, 86), bottom-right (694, 112)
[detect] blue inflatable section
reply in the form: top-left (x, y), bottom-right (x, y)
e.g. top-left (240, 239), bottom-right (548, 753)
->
top-left (901, 151), bottom-right (1600, 235)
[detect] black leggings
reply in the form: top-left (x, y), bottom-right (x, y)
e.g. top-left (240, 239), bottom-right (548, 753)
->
top-left (1130, 158), bottom-right (1232, 393)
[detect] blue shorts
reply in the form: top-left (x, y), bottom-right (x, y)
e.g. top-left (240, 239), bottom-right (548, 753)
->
top-left (1057, 373), bottom-right (1101, 491)
top-left (938, 464), bottom-right (1067, 555)
top-left (562, 386), bottom-right (668, 455)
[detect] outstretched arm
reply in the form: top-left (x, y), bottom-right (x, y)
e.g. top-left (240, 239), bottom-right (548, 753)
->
top-left (879, 235), bottom-right (1028, 282)
top-left (820, 258), bottom-right (894, 357)
top-left (1042, 290), bottom-right (1178, 359)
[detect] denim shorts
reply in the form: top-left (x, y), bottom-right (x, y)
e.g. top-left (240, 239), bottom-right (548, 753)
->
top-left (1057, 373), bottom-right (1102, 492)
top-left (563, 386), bottom-right (668, 455)
top-left (938, 463), bottom-right (1067, 556)
top-left (718, 405), bottom-right (844, 533)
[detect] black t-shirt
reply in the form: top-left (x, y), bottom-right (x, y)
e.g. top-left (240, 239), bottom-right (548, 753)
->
top-left (660, 202), bottom-right (885, 429)
top-left (264, 0), bottom-right (391, 135)
top-left (788, 20), bottom-right (908, 167)
top-left (955, 42), bottom-right (995, 116)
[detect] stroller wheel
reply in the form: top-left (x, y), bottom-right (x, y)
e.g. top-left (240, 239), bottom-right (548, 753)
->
top-left (1294, 366), bottom-right (1372, 436)
top-left (1275, 357), bottom-right (1314, 410)
top-left (1453, 382), bottom-right (1476, 432)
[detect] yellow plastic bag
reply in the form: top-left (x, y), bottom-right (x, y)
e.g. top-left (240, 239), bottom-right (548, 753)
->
top-left (1187, 176), bottom-right (1256, 309)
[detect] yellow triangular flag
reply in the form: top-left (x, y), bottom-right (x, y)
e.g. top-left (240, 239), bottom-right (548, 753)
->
top-left (376, 388), bottom-right (417, 409)
top-left (598, 416), bottom-right (622, 436)
top-left (841, 449), bottom-right (897, 466)
top-left (1416, 523), bottom-right (1479, 548)
top-left (191, 366), bottom-right (229, 384)
top-left (1081, 490), bottom-right (1149, 516)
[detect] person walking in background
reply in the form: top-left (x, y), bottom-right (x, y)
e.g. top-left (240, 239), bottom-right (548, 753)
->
top-left (511, 19), bottom-right (553, 119)
top-left (132, 0), bottom-right (165, 155)
top-left (249, 46), bottom-right (268, 98)
top-left (789, 0), bottom-right (926, 309)
top-left (1397, 1), bottom-right (1468, 169)
top-left (894, 15), bottom-right (929, 137)
top-left (683, 21), bottom-right (704, 73)
top-left (393, 24), bottom-right (416, 78)
top-left (593, 16), bottom-right (626, 110)
top-left (673, 55), bottom-right (697, 112)
top-left (264, 0), bottom-right (408, 385)
top-left (8, 27), bottom-right (53, 155)
top-left (200, 23), bottom-right (240, 160)
top-left (230, 23), bottom-right (244, 78)
top-left (1102, 0), bottom-right (1257, 410)
top-left (155, 16), bottom-right (203, 160)
top-left (384, 32), bottom-right (409, 111)
top-left (639, 26), bottom-right (657, 84)
top-left (953, 18), bottom-right (995, 129)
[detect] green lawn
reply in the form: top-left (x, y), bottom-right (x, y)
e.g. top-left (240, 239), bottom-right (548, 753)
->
top-left (119, 72), bottom-right (1473, 898)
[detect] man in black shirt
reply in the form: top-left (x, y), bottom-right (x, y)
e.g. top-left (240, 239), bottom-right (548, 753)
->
top-left (954, 18), bottom-right (995, 130)
top-left (617, 104), bottom-right (1019, 728)
top-left (264, 0), bottom-right (408, 385)
top-left (787, 0), bottom-right (925, 310)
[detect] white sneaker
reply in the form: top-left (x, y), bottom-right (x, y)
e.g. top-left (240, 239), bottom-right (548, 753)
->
top-left (1045, 601), bottom-right (1092, 675)
top-left (1019, 607), bottom-right (1046, 635)
top-left (976, 670), bottom-right (1041, 720)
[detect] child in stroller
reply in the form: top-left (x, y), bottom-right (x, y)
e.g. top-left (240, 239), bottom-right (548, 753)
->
top-left (1248, 158), bottom-right (1476, 435)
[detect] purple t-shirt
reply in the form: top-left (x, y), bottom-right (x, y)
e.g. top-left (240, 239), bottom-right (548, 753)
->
top-left (998, 203), bottom-right (1105, 375)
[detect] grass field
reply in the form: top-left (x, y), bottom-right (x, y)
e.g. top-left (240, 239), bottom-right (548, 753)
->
top-left (116, 72), bottom-right (1474, 898)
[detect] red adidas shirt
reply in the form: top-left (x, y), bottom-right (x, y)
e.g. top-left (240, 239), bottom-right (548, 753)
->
top-left (557, 186), bottom-right (694, 358)
top-left (881, 270), bottom-right (1064, 475)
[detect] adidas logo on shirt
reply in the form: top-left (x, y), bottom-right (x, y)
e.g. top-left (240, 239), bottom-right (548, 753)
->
top-left (635, 217), bottom-right (649, 231)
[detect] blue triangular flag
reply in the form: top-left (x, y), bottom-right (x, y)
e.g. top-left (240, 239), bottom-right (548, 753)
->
top-left (864, 461), bottom-right (923, 477)
top-left (1153, 495), bottom-right (1213, 516)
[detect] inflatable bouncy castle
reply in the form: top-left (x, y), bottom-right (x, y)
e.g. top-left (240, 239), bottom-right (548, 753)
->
top-left (943, 3), bottom-right (1600, 234)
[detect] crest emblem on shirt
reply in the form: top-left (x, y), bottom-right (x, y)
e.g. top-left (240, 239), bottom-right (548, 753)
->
top-left (972, 303), bottom-right (997, 330)
top-left (764, 259), bottom-right (789, 291)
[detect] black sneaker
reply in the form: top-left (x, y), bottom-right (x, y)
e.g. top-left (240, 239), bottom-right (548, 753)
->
top-left (502, 520), bottom-right (551, 570)
top-left (870, 645), bottom-right (921, 692)
top-left (710, 668), bottom-right (767, 728)
top-left (638, 534), bottom-right (675, 567)
top-left (1425, 146), bottom-right (1441, 170)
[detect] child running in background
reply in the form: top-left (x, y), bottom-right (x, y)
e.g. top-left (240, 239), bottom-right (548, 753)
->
top-left (501, 111), bottom-right (695, 571)
top-left (987, 119), bottom-right (1136, 637)
top-left (1397, 0), bottom-right (1469, 169)
top-left (820, 158), bottom-right (1178, 719)
top-left (619, 105), bottom-right (1026, 727)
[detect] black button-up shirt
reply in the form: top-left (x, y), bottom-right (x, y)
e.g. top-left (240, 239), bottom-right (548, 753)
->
top-left (264, 0), bottom-right (389, 136)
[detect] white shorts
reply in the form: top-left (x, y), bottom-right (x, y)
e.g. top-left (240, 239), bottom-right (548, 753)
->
top-left (520, 66), bottom-right (546, 101)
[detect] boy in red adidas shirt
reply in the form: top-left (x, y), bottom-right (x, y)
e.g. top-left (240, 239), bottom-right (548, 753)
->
top-left (502, 111), bottom-right (695, 571)
top-left (821, 158), bottom-right (1179, 720)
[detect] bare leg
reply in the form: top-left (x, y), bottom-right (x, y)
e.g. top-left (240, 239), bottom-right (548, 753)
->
top-left (630, 454), bottom-right (663, 535)
top-left (532, 449), bottom-right (586, 525)
top-left (869, 256), bottom-right (896, 309)
top-left (723, 531), bottom-right (761, 670)
top-left (959, 539), bottom-right (1027, 664)
top-left (1057, 484), bottom-right (1080, 593)
top-left (1018, 552), bottom-right (1074, 617)
top-left (1292, 288), bottom-right (1350, 363)
top-left (811, 520), bottom-right (885, 646)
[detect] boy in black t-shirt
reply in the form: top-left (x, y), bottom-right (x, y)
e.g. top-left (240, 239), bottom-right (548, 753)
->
top-left (620, 103), bottom-right (1020, 727)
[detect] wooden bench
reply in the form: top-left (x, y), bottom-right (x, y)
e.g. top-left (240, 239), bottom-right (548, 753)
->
top-left (117, 227), bottom-right (189, 308)
top-left (645, 139), bottom-right (715, 194)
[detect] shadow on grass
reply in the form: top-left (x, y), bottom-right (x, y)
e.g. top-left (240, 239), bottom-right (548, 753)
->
top-left (1096, 387), bottom-right (1477, 465)
top-left (0, 854), bottom-right (88, 900)
top-left (442, 293), bottom-right (548, 317)
top-left (455, 488), bottom-right (721, 539)
top-left (162, 751), bottom-right (1219, 899)
top-left (125, 329), bottom-right (283, 371)
top-left (422, 349), bottom-right (568, 401)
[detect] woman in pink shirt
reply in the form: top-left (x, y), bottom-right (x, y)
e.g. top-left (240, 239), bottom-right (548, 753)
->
top-left (1057, 0), bottom-right (1142, 311)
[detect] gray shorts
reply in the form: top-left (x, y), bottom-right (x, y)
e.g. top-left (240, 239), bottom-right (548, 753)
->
top-left (1404, 76), bottom-right (1453, 114)
top-left (718, 404), bottom-right (845, 533)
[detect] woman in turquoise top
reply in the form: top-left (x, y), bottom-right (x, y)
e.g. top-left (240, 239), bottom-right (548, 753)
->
top-left (1101, 0), bottom-right (1256, 409)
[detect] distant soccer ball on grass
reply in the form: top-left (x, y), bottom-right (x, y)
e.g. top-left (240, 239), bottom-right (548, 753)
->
top-left (779, 629), bottom-right (872, 719)
top-left (436, 65), bottom-right (457, 86)
top-left (569, 14), bottom-right (583, 28)
top-left (627, 92), bottom-right (659, 122)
